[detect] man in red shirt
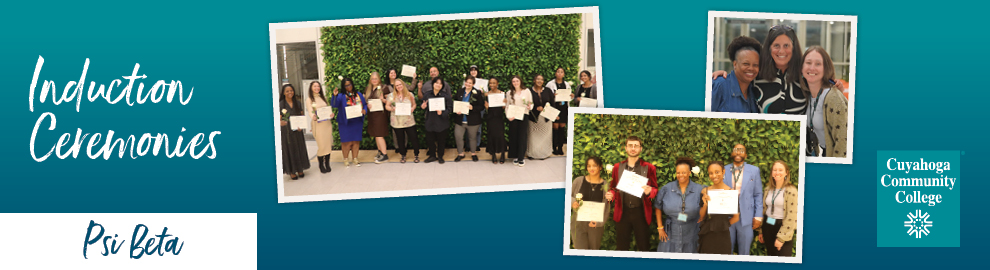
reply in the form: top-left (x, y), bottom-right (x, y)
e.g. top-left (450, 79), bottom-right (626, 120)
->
top-left (606, 136), bottom-right (659, 251)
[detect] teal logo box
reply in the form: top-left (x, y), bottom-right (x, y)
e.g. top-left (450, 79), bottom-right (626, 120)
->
top-left (877, 151), bottom-right (960, 247)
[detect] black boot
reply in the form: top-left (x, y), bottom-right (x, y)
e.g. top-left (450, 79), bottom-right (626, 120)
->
top-left (317, 156), bottom-right (327, 173)
top-left (323, 154), bottom-right (332, 173)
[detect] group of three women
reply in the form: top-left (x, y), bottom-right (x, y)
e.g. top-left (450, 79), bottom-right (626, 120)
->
top-left (710, 25), bottom-right (849, 157)
top-left (570, 156), bottom-right (798, 256)
top-left (279, 67), bottom-right (598, 179)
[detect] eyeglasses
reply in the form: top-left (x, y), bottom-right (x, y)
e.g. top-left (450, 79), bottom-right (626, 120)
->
top-left (733, 147), bottom-right (746, 153)
top-left (769, 25), bottom-right (794, 33)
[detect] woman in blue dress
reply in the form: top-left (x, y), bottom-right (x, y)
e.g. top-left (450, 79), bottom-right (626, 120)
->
top-left (331, 77), bottom-right (368, 167)
top-left (654, 156), bottom-right (706, 253)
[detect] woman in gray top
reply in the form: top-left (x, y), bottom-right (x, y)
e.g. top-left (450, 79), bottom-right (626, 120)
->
top-left (571, 156), bottom-right (610, 250)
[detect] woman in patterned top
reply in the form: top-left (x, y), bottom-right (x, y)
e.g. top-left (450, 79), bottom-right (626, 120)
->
top-left (713, 25), bottom-right (806, 114)
top-left (757, 160), bottom-right (798, 256)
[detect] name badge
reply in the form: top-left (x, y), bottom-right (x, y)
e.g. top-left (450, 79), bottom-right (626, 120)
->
top-left (677, 212), bottom-right (688, 222)
top-left (767, 217), bottom-right (777, 225)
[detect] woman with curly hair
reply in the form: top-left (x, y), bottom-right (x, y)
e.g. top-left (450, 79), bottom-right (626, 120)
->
top-left (654, 157), bottom-right (706, 253)
top-left (711, 36), bottom-right (761, 113)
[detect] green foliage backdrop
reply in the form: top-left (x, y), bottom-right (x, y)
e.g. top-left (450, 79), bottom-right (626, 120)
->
top-left (320, 14), bottom-right (582, 150)
top-left (570, 113), bottom-right (801, 255)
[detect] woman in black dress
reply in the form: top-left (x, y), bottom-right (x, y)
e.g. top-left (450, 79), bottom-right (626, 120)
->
top-left (698, 161), bottom-right (735, 254)
top-left (527, 74), bottom-right (555, 160)
top-left (485, 77), bottom-right (507, 164)
top-left (279, 84), bottom-right (310, 180)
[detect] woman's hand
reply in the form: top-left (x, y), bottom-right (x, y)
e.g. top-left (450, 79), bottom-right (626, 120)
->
top-left (571, 201), bottom-right (579, 210)
top-left (437, 110), bottom-right (442, 115)
top-left (576, 97), bottom-right (582, 102)
top-left (312, 114), bottom-right (318, 121)
top-left (702, 191), bottom-right (710, 203)
top-left (712, 70), bottom-right (728, 79)
top-left (280, 120), bottom-right (287, 126)
top-left (657, 226), bottom-right (668, 242)
top-left (642, 185), bottom-right (652, 195)
top-left (421, 101), bottom-right (427, 110)
top-left (757, 233), bottom-right (764, 244)
top-left (332, 88), bottom-right (339, 96)
top-left (588, 221), bottom-right (597, 228)
top-left (417, 81), bottom-right (424, 90)
top-left (775, 239), bottom-right (784, 250)
top-left (536, 106), bottom-right (544, 112)
top-left (362, 109), bottom-right (367, 115)
top-left (468, 104), bottom-right (473, 110)
top-left (555, 116), bottom-right (560, 121)
top-left (605, 191), bottom-right (614, 202)
top-left (508, 117), bottom-right (515, 121)
top-left (729, 215), bottom-right (739, 225)
top-left (385, 103), bottom-right (394, 112)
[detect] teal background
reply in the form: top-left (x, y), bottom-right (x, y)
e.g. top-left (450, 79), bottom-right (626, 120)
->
top-left (0, 0), bottom-right (986, 268)
top-left (877, 151), bottom-right (960, 247)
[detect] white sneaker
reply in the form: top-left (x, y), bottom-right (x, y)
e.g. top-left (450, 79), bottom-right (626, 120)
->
top-left (344, 159), bottom-right (350, 167)
top-left (517, 160), bottom-right (526, 167)
top-left (354, 158), bottom-right (361, 167)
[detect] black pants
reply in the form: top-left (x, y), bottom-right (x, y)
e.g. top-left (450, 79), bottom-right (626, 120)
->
top-left (394, 126), bottom-right (420, 156)
top-left (763, 216), bottom-right (795, 256)
top-left (425, 129), bottom-right (447, 159)
top-left (615, 207), bottom-right (651, 251)
top-left (507, 120), bottom-right (529, 161)
top-left (552, 126), bottom-right (566, 153)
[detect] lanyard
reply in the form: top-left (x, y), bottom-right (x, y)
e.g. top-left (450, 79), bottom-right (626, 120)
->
top-left (732, 165), bottom-right (743, 190)
top-left (462, 89), bottom-right (471, 122)
top-left (679, 186), bottom-right (687, 213)
top-left (769, 187), bottom-right (784, 213)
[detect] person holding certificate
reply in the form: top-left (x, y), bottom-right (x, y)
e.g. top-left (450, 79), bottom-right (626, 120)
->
top-left (711, 36), bottom-right (761, 113)
top-left (385, 78), bottom-right (421, 163)
top-left (724, 144), bottom-right (763, 255)
top-left (527, 74), bottom-right (555, 160)
top-left (506, 76), bottom-right (533, 166)
top-left (308, 81), bottom-right (334, 174)
top-left (278, 84), bottom-right (310, 180)
top-left (605, 136), bottom-right (658, 251)
top-left (654, 157), bottom-right (705, 253)
top-left (421, 77), bottom-right (452, 164)
top-left (364, 71), bottom-right (391, 164)
top-left (452, 76), bottom-right (485, 162)
top-left (698, 161), bottom-right (736, 254)
top-left (384, 68), bottom-right (418, 157)
top-left (757, 160), bottom-right (798, 256)
top-left (484, 78), bottom-right (507, 164)
top-left (331, 77), bottom-right (368, 167)
top-left (573, 70), bottom-right (597, 107)
top-left (570, 156), bottom-right (610, 250)
top-left (468, 65), bottom-right (486, 149)
top-left (546, 67), bottom-right (571, 156)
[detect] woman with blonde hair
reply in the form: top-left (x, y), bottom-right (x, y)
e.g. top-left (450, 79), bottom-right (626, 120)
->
top-left (365, 71), bottom-right (391, 164)
top-left (757, 160), bottom-right (798, 256)
top-left (384, 78), bottom-right (421, 163)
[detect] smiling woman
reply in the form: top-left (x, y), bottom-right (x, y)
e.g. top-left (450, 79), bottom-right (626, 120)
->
top-left (710, 36), bottom-right (761, 113)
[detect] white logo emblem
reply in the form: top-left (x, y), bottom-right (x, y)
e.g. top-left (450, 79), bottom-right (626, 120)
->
top-left (904, 209), bottom-right (933, 238)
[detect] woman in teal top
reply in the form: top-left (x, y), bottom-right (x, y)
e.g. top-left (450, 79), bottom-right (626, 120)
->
top-left (654, 157), bottom-right (705, 253)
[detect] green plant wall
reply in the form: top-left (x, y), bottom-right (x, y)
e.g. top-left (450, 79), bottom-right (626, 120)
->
top-left (570, 113), bottom-right (801, 255)
top-left (320, 14), bottom-right (583, 150)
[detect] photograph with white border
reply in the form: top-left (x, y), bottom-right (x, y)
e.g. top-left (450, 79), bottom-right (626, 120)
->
top-left (563, 107), bottom-right (805, 263)
top-left (271, 6), bottom-right (604, 203)
top-left (705, 10), bottom-right (856, 164)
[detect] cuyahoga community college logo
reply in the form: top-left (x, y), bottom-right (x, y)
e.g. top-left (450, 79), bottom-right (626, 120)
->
top-left (904, 209), bottom-right (933, 238)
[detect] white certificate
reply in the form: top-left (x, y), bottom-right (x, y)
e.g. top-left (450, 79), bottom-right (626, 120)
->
top-left (576, 201), bottom-right (605, 222)
top-left (368, 99), bottom-right (384, 112)
top-left (401, 65), bottom-right (416, 77)
top-left (428, 98), bottom-right (446, 111)
top-left (487, 93), bottom-right (505, 107)
top-left (540, 102), bottom-right (560, 121)
top-left (554, 88), bottom-right (571, 102)
top-left (579, 98), bottom-right (598, 107)
top-left (395, 102), bottom-right (412, 116)
top-left (616, 170), bottom-right (649, 198)
top-left (345, 105), bottom-right (362, 119)
top-left (289, 115), bottom-right (309, 131)
top-left (505, 105), bottom-right (526, 120)
top-left (453, 101), bottom-right (470, 115)
top-left (475, 78), bottom-right (489, 92)
top-left (707, 189), bottom-right (739, 215)
top-left (316, 107), bottom-right (334, 121)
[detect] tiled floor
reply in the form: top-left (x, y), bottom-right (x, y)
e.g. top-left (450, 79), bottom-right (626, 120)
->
top-left (281, 141), bottom-right (566, 196)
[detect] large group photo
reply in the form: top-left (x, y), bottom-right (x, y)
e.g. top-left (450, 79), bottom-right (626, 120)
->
top-left (271, 7), bottom-right (603, 202)
top-left (563, 108), bottom-right (805, 263)
top-left (706, 11), bottom-right (856, 164)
